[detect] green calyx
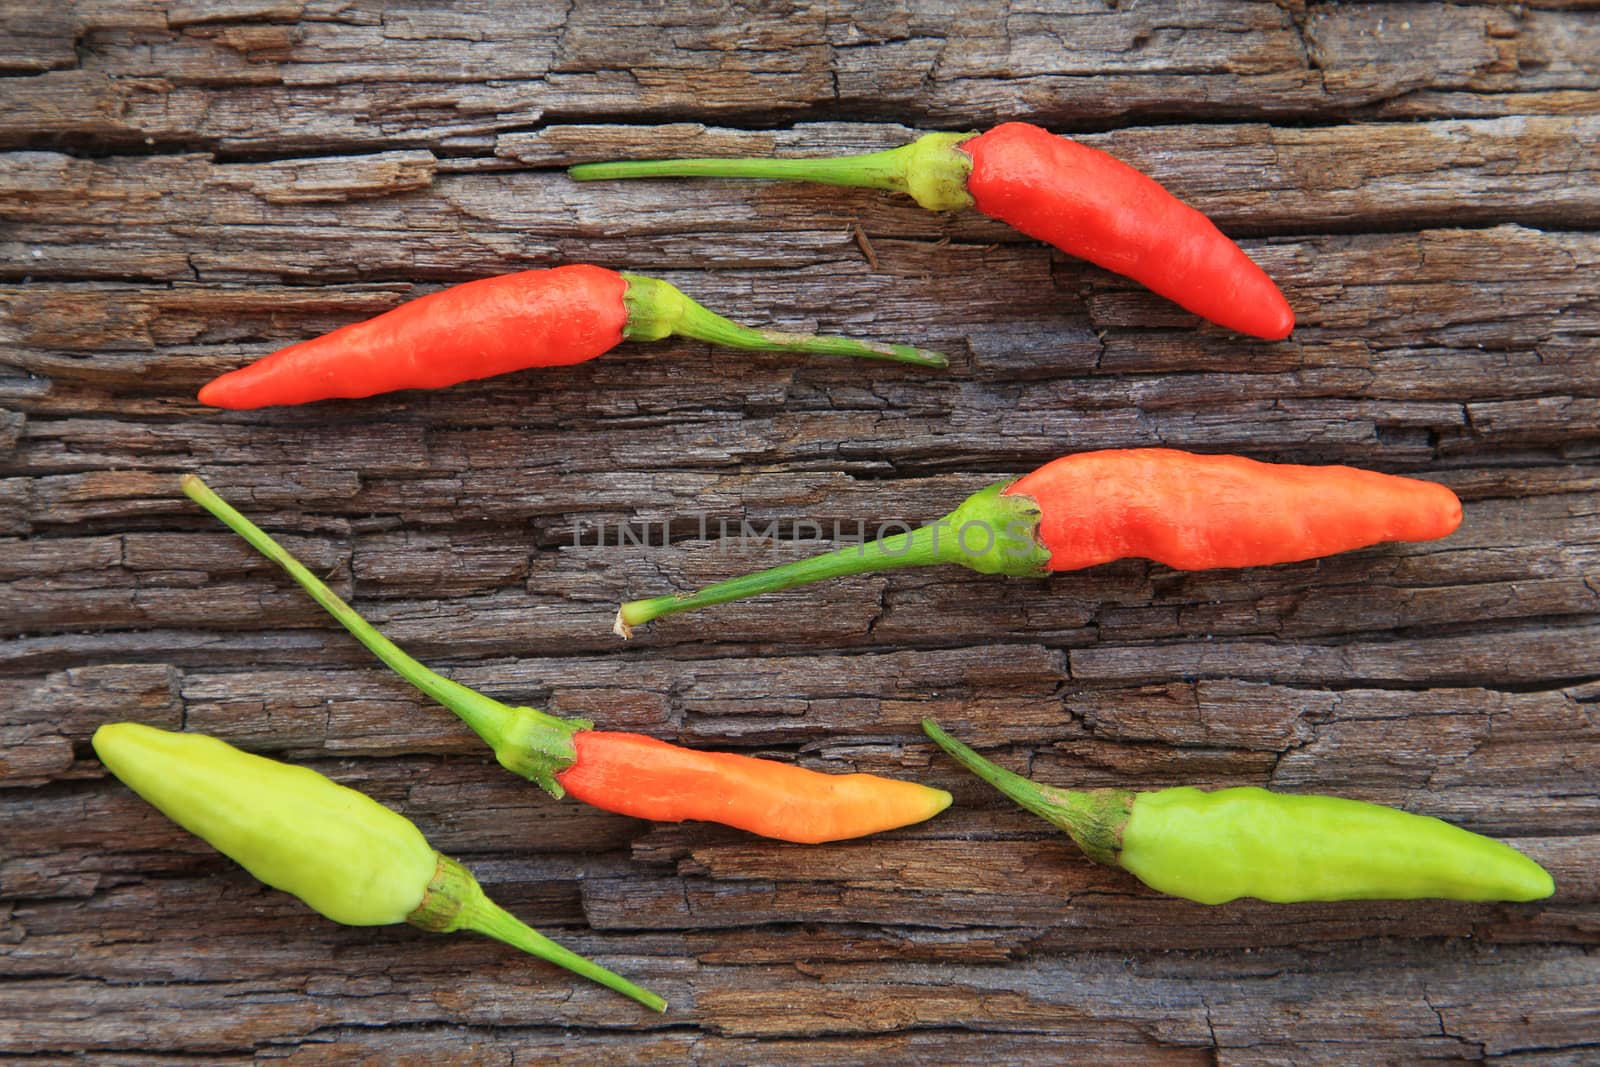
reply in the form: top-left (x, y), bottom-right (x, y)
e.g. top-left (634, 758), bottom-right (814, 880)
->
top-left (614, 477), bottom-right (1051, 636)
top-left (922, 719), bottom-right (1134, 868)
top-left (620, 273), bottom-right (948, 369)
top-left (569, 131), bottom-right (979, 213)
top-left (901, 132), bottom-right (981, 212)
top-left (180, 475), bottom-right (587, 798)
top-left (465, 699), bottom-right (591, 799)
top-left (407, 853), bottom-right (475, 933)
top-left (409, 853), bottom-right (667, 1012)
top-left (937, 480), bottom-right (1053, 576)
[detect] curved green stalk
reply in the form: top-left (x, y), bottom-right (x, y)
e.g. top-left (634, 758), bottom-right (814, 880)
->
top-left (622, 274), bottom-right (947, 369)
top-left (921, 719), bottom-right (1133, 867)
top-left (614, 480), bottom-right (1052, 636)
top-left (180, 475), bottom-right (586, 797)
top-left (570, 131), bottom-right (980, 213)
top-left (571, 148), bottom-right (915, 187)
top-left (464, 893), bottom-right (667, 1012)
top-left (615, 521), bottom-right (942, 637)
top-left (411, 855), bottom-right (666, 1012)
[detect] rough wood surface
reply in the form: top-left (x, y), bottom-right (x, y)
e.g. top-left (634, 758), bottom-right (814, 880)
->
top-left (3, 1), bottom-right (1598, 1063)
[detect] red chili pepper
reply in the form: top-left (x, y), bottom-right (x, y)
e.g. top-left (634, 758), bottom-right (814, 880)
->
top-left (181, 475), bottom-right (952, 843)
top-left (569, 123), bottom-right (1295, 340)
top-left (614, 448), bottom-right (1462, 634)
top-left (197, 264), bottom-right (948, 410)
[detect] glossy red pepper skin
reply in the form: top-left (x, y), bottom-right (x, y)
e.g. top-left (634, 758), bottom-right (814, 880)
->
top-left (1004, 449), bottom-right (1463, 571)
top-left (198, 265), bottom-right (628, 409)
top-left (962, 124), bottom-right (1294, 340)
top-left (555, 731), bottom-right (951, 844)
top-left (197, 265), bottom-right (947, 410)
top-left (570, 124), bottom-right (1295, 340)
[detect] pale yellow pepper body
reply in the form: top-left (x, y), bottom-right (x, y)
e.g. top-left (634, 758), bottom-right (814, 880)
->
top-left (95, 722), bottom-right (436, 925)
top-left (924, 720), bottom-right (1554, 906)
top-left (92, 722), bottom-right (665, 1011)
top-left (1121, 786), bottom-right (1555, 905)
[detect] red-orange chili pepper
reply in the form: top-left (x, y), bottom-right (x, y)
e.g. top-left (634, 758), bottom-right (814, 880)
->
top-left (197, 264), bottom-right (947, 409)
top-left (557, 731), bottom-right (945, 843)
top-left (569, 123), bottom-right (1295, 340)
top-left (615, 448), bottom-right (1462, 634)
top-left (181, 475), bottom-right (951, 843)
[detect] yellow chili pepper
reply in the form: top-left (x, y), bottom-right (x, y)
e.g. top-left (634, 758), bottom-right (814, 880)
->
top-left (923, 719), bottom-right (1554, 904)
top-left (93, 722), bottom-right (666, 1011)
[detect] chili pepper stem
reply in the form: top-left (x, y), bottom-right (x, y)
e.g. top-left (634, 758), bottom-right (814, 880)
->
top-left (570, 132), bottom-right (979, 213)
top-left (410, 854), bottom-right (666, 1012)
top-left (180, 475), bottom-right (588, 797)
top-left (922, 719), bottom-right (1132, 867)
top-left (463, 893), bottom-right (668, 1012)
top-left (615, 523), bottom-right (936, 638)
top-left (621, 273), bottom-right (947, 368)
top-left (614, 479), bottom-right (1051, 636)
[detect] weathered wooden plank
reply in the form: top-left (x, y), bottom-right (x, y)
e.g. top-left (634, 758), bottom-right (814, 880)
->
top-left (4, 1), bottom-right (1599, 1061)
top-left (576, 843), bottom-right (1595, 950)
top-left (16, 652), bottom-right (1593, 802)
top-left (0, 2), bottom-right (79, 75)
top-left (5, 120), bottom-right (1600, 291)
top-left (4, 1), bottom-right (1599, 158)
top-left (517, 115), bottom-right (1600, 233)
top-left (7, 839), bottom-right (1595, 1056)
top-left (1, 224), bottom-right (1595, 546)
top-left (262, 1028), bottom-right (1212, 1067)
top-left (0, 662), bottom-right (181, 787)
top-left (5, 486), bottom-right (1595, 653)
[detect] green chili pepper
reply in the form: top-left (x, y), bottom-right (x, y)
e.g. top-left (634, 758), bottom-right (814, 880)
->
top-left (92, 722), bottom-right (666, 1011)
top-left (922, 719), bottom-right (1554, 904)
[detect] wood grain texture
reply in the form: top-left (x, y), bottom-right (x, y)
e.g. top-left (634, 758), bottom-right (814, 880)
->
top-left (2, 1), bottom-right (1598, 1063)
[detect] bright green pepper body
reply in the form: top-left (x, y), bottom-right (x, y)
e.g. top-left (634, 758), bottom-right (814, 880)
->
top-left (1121, 786), bottom-right (1554, 904)
top-left (95, 722), bottom-right (435, 925)
top-left (923, 720), bottom-right (1554, 906)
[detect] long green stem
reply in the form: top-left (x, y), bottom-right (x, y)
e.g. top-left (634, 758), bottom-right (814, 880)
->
top-left (921, 719), bottom-right (1133, 867)
top-left (622, 274), bottom-right (947, 369)
top-left (412, 854), bottom-right (665, 1012)
top-left (463, 889), bottom-right (667, 1012)
top-left (571, 146), bottom-right (916, 189)
top-left (613, 480), bottom-right (1053, 636)
top-left (570, 131), bottom-right (980, 213)
top-left (180, 475), bottom-right (585, 796)
top-left (614, 521), bottom-right (946, 637)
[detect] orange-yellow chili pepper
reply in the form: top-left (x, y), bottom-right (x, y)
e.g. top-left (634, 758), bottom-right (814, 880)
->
top-left (181, 475), bottom-right (950, 843)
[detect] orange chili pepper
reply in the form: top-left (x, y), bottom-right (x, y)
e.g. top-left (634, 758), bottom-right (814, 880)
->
top-left (556, 731), bottom-right (944, 844)
top-left (1008, 448), bottom-right (1462, 572)
top-left (181, 475), bottom-right (951, 843)
top-left (615, 448), bottom-right (1462, 634)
